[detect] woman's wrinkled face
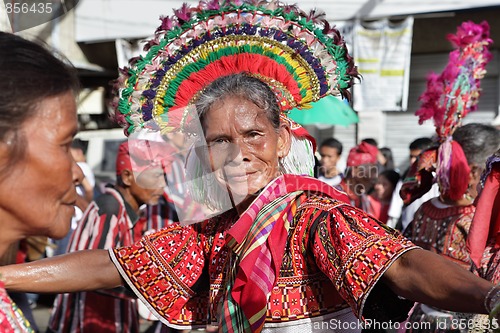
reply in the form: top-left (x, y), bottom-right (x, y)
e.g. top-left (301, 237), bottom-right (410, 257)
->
top-left (202, 95), bottom-right (290, 207)
top-left (468, 165), bottom-right (483, 200)
top-left (0, 92), bottom-right (81, 239)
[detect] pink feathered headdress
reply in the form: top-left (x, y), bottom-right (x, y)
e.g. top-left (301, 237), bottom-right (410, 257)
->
top-left (413, 21), bottom-right (492, 200)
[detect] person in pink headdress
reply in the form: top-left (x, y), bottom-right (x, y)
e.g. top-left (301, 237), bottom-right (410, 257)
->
top-left (465, 149), bottom-right (500, 331)
top-left (47, 139), bottom-right (168, 333)
top-left (400, 18), bottom-right (500, 331)
top-left (343, 141), bottom-right (390, 221)
top-left (403, 124), bottom-right (499, 270)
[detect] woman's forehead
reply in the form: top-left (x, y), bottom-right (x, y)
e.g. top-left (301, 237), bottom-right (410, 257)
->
top-left (206, 97), bottom-right (266, 122)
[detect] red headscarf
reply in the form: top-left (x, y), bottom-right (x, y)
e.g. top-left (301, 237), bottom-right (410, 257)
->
top-left (467, 153), bottom-right (500, 268)
top-left (400, 148), bottom-right (437, 205)
top-left (399, 141), bottom-right (470, 205)
top-left (115, 139), bottom-right (177, 176)
top-left (347, 142), bottom-right (378, 167)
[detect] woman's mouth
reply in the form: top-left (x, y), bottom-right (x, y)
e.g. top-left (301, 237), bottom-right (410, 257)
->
top-left (225, 171), bottom-right (254, 183)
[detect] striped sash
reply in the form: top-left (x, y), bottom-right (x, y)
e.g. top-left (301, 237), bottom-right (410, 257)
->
top-left (221, 175), bottom-right (350, 332)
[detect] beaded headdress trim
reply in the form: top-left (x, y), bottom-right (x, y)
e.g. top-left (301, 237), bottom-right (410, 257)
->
top-left (112, 0), bottom-right (357, 135)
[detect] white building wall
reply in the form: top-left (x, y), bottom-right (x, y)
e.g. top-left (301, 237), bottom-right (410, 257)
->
top-left (0, 0), bottom-right (11, 31)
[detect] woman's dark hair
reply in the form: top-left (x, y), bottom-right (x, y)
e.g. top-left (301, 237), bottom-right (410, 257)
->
top-left (0, 32), bottom-right (79, 166)
top-left (320, 137), bottom-right (343, 155)
top-left (361, 138), bottom-right (378, 147)
top-left (379, 147), bottom-right (395, 170)
top-left (194, 73), bottom-right (280, 131)
top-left (409, 137), bottom-right (433, 151)
top-left (379, 169), bottom-right (400, 189)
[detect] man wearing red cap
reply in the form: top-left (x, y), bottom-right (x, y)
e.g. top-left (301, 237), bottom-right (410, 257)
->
top-left (47, 139), bottom-right (167, 333)
top-left (342, 141), bottom-right (388, 221)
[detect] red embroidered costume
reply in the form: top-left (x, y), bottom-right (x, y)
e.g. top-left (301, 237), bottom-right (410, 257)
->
top-left (403, 198), bottom-right (474, 270)
top-left (0, 280), bottom-right (33, 333)
top-left (110, 175), bottom-right (416, 331)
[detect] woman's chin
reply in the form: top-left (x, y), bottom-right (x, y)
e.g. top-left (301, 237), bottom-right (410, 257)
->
top-left (45, 226), bottom-right (70, 240)
top-left (47, 211), bottom-right (74, 239)
top-left (228, 189), bottom-right (250, 206)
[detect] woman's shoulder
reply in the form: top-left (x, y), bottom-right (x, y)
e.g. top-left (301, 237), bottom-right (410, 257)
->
top-left (298, 193), bottom-right (349, 213)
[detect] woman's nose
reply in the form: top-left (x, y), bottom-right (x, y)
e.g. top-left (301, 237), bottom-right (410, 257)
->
top-left (72, 160), bottom-right (84, 186)
top-left (226, 141), bottom-right (250, 164)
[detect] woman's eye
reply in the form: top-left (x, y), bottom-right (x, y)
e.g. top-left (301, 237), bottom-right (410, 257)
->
top-left (213, 138), bottom-right (228, 145)
top-left (62, 143), bottom-right (71, 152)
top-left (208, 138), bottom-right (228, 150)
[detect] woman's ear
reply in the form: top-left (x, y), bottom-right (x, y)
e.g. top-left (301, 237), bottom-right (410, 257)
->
top-left (277, 122), bottom-right (292, 159)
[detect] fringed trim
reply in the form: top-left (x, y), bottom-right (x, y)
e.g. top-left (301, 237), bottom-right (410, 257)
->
top-left (184, 132), bottom-right (315, 211)
top-left (279, 134), bottom-right (315, 177)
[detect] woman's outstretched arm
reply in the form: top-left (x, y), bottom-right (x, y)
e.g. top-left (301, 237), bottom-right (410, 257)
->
top-left (0, 249), bottom-right (122, 293)
top-left (383, 248), bottom-right (492, 314)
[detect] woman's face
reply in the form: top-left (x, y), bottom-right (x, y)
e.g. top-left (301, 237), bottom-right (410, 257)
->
top-left (0, 92), bottom-right (81, 239)
top-left (468, 165), bottom-right (483, 201)
top-left (374, 174), bottom-right (395, 202)
top-left (202, 95), bottom-right (290, 207)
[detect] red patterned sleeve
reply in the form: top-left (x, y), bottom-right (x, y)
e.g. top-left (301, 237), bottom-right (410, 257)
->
top-left (109, 225), bottom-right (207, 326)
top-left (308, 204), bottom-right (418, 319)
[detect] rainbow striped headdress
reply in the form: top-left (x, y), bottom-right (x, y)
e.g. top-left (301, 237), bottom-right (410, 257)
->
top-left (111, 0), bottom-right (358, 135)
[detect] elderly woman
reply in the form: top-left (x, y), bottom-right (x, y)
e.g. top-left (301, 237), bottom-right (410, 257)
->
top-left (0, 74), bottom-right (497, 331)
top-left (0, 32), bottom-right (81, 332)
top-left (0, 2), bottom-right (499, 333)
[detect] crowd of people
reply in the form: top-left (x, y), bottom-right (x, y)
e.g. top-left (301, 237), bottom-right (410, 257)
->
top-left (1, 1), bottom-right (500, 333)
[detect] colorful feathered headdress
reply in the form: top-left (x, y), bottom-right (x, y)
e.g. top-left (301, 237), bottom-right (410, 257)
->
top-left (416, 20), bottom-right (492, 139)
top-left (111, 0), bottom-right (358, 135)
top-left (402, 20), bottom-right (492, 203)
top-left (109, 3), bottom-right (359, 331)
